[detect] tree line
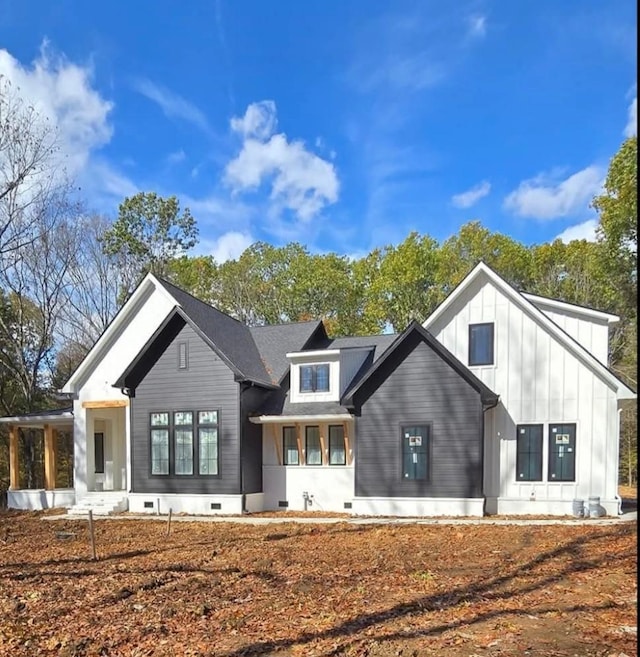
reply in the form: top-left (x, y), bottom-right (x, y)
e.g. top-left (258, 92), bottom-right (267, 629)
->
top-left (0, 76), bottom-right (636, 490)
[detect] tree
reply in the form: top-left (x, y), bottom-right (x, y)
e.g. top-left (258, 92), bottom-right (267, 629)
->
top-left (101, 192), bottom-right (198, 296)
top-left (0, 75), bottom-right (62, 266)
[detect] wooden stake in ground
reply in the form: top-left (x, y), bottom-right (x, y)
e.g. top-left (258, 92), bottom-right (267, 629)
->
top-left (88, 510), bottom-right (97, 561)
top-left (166, 508), bottom-right (172, 536)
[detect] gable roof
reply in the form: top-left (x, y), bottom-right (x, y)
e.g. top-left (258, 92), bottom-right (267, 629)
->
top-left (62, 273), bottom-right (177, 393)
top-left (341, 320), bottom-right (499, 408)
top-left (154, 278), bottom-right (277, 386)
top-left (423, 262), bottom-right (636, 400)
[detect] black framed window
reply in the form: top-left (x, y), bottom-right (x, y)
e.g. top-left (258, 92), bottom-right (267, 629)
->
top-left (174, 412), bottom-right (194, 475)
top-left (548, 423), bottom-right (576, 482)
top-left (305, 426), bottom-right (322, 465)
top-left (329, 425), bottom-right (346, 465)
top-left (402, 425), bottom-right (429, 481)
top-left (149, 410), bottom-right (219, 476)
top-left (198, 411), bottom-right (219, 475)
top-left (283, 426), bottom-right (299, 465)
top-left (150, 412), bottom-right (170, 475)
top-left (516, 424), bottom-right (543, 481)
top-left (469, 323), bottom-right (494, 366)
top-left (94, 432), bottom-right (105, 474)
top-left (300, 364), bottom-right (330, 393)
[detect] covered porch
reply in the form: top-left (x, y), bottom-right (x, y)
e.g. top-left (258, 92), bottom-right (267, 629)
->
top-left (251, 413), bottom-right (356, 512)
top-left (0, 407), bottom-right (75, 510)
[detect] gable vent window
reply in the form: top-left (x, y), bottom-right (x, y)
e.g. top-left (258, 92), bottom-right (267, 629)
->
top-left (300, 364), bottom-right (330, 393)
top-left (469, 323), bottom-right (494, 366)
top-left (178, 342), bottom-right (188, 370)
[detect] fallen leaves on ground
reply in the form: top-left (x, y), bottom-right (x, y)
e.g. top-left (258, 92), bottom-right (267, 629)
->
top-left (0, 513), bottom-right (636, 657)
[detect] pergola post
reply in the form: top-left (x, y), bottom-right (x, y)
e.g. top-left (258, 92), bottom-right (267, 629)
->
top-left (9, 424), bottom-right (19, 490)
top-left (44, 424), bottom-right (57, 490)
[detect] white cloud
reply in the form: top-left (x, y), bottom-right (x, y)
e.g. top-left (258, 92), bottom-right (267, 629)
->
top-left (207, 231), bottom-right (254, 263)
top-left (230, 100), bottom-right (277, 140)
top-left (0, 42), bottom-right (113, 177)
top-left (225, 101), bottom-right (339, 222)
top-left (166, 149), bottom-right (186, 165)
top-left (132, 78), bottom-right (210, 133)
top-left (451, 180), bottom-right (491, 208)
top-left (467, 15), bottom-right (487, 38)
top-left (624, 96), bottom-right (637, 137)
top-left (503, 165), bottom-right (604, 220)
top-left (555, 219), bottom-right (599, 243)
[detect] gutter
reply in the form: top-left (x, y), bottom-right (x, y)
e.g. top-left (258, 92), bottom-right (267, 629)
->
top-left (615, 408), bottom-right (623, 516)
top-left (250, 414), bottom-right (353, 424)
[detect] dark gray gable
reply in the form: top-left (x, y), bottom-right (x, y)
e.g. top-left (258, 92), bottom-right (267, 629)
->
top-left (155, 278), bottom-right (274, 387)
top-left (342, 320), bottom-right (499, 408)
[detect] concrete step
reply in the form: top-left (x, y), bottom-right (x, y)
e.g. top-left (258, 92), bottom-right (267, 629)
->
top-left (67, 495), bottom-right (128, 516)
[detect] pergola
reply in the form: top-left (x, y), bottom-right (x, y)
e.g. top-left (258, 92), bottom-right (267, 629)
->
top-left (0, 406), bottom-right (74, 491)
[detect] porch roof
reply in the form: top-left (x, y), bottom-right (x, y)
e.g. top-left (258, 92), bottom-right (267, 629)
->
top-left (0, 406), bottom-right (73, 427)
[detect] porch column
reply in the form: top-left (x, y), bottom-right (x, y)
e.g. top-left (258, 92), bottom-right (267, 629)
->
top-left (9, 424), bottom-right (19, 490)
top-left (44, 424), bottom-right (57, 490)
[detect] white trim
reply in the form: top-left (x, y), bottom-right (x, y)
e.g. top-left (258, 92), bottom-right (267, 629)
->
top-left (351, 496), bottom-right (485, 517)
top-left (286, 349), bottom-right (340, 359)
top-left (522, 293), bottom-right (619, 324)
top-left (0, 413), bottom-right (73, 426)
top-left (62, 273), bottom-right (177, 393)
top-left (423, 262), bottom-right (635, 400)
top-left (251, 414), bottom-right (353, 424)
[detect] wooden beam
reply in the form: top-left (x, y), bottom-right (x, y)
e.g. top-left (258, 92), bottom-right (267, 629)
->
top-left (9, 425), bottom-right (19, 490)
top-left (295, 423), bottom-right (305, 465)
top-left (44, 424), bottom-right (57, 490)
top-left (82, 400), bottom-right (129, 409)
top-left (343, 421), bottom-right (352, 465)
top-left (271, 424), bottom-right (282, 466)
top-left (319, 424), bottom-right (328, 465)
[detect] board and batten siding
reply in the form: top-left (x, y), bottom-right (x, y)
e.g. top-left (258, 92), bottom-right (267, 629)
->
top-left (131, 322), bottom-right (241, 495)
top-left (354, 337), bottom-right (485, 499)
top-left (427, 276), bottom-right (619, 512)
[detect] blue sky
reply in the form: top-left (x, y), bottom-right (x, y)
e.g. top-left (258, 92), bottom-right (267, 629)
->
top-left (1, 1), bottom-right (636, 261)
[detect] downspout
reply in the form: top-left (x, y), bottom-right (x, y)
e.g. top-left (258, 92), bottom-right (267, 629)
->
top-left (614, 407), bottom-right (623, 516)
top-left (481, 396), bottom-right (500, 515)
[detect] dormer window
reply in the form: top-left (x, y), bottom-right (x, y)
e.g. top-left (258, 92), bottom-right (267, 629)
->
top-left (300, 364), bottom-right (330, 393)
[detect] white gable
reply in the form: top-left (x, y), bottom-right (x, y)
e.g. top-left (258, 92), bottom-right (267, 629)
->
top-left (62, 274), bottom-right (178, 400)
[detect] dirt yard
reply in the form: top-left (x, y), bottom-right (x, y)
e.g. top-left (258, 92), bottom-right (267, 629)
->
top-left (0, 513), bottom-right (636, 657)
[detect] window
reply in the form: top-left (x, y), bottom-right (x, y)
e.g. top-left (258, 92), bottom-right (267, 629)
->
top-left (283, 426), bottom-right (299, 465)
top-left (94, 433), bottom-right (105, 474)
top-left (150, 412), bottom-right (170, 475)
top-left (402, 425), bottom-right (429, 480)
top-left (469, 323), bottom-right (494, 366)
top-left (149, 410), bottom-right (219, 476)
top-left (329, 425), bottom-right (346, 465)
top-left (198, 411), bottom-right (219, 475)
top-left (178, 342), bottom-right (188, 370)
top-left (548, 423), bottom-right (576, 482)
top-left (516, 424), bottom-right (543, 481)
top-left (174, 412), bottom-right (193, 475)
top-left (305, 426), bottom-right (322, 465)
top-left (300, 364), bottom-right (330, 393)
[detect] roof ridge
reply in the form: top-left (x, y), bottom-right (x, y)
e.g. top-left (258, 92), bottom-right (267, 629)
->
top-left (155, 276), bottom-right (246, 326)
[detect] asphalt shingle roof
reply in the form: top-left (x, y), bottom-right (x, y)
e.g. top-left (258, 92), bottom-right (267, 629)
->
top-left (249, 321), bottom-right (325, 384)
top-left (156, 278), bottom-right (273, 386)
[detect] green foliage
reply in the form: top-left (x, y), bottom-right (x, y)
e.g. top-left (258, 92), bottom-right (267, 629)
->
top-left (102, 192), bottom-right (198, 290)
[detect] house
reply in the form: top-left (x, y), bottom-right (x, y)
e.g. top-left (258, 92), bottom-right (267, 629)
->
top-left (1, 262), bottom-right (634, 516)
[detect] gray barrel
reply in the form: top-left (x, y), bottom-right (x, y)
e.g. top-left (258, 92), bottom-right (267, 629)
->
top-left (588, 496), bottom-right (604, 518)
top-left (572, 499), bottom-right (585, 517)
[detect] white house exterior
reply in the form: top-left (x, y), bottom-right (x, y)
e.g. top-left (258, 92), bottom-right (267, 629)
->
top-left (2, 263), bottom-right (634, 517)
top-left (424, 263), bottom-right (635, 516)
